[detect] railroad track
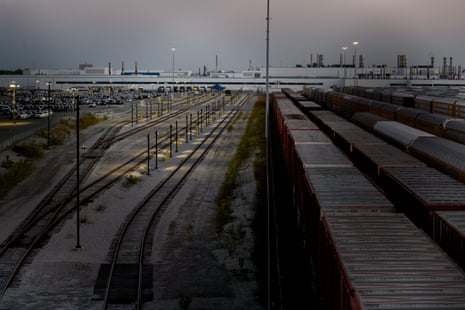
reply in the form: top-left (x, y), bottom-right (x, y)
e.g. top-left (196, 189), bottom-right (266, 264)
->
top-left (0, 94), bottom-right (230, 299)
top-left (0, 121), bottom-right (126, 298)
top-left (97, 107), bottom-right (242, 309)
top-left (0, 94), bottom-right (245, 302)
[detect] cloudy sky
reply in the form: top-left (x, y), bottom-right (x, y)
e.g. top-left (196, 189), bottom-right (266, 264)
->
top-left (1, 0), bottom-right (464, 71)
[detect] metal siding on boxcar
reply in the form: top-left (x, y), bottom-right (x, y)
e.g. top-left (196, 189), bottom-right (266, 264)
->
top-left (373, 121), bottom-right (435, 150)
top-left (433, 211), bottom-right (465, 271)
top-left (351, 112), bottom-right (388, 131)
top-left (323, 213), bottom-right (465, 310)
top-left (351, 143), bottom-right (426, 179)
top-left (414, 113), bottom-right (456, 137)
top-left (410, 136), bottom-right (465, 182)
top-left (395, 107), bottom-right (425, 127)
top-left (378, 102), bottom-right (401, 120)
top-left (380, 166), bottom-right (465, 232)
top-left (297, 100), bottom-right (323, 111)
top-left (305, 166), bottom-right (394, 212)
top-left (445, 119), bottom-right (465, 144)
top-left (432, 97), bottom-right (457, 116)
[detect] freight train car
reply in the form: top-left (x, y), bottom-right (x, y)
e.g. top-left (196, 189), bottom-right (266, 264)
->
top-left (433, 211), bottom-right (465, 271)
top-left (320, 213), bottom-right (465, 309)
top-left (307, 88), bottom-right (465, 183)
top-left (272, 92), bottom-right (465, 309)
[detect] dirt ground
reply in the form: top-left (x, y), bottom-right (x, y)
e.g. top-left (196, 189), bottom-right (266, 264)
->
top-left (0, 102), bottom-right (265, 309)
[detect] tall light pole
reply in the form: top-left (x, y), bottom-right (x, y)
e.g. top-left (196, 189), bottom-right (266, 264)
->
top-left (47, 81), bottom-right (52, 147)
top-left (265, 0), bottom-right (271, 309)
top-left (9, 81), bottom-right (19, 124)
top-left (171, 47), bottom-right (176, 83)
top-left (342, 46), bottom-right (348, 78)
top-left (353, 41), bottom-right (359, 79)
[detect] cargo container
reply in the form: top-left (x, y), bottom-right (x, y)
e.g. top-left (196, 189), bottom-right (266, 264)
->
top-left (380, 166), bottom-right (465, 232)
top-left (410, 136), bottom-right (465, 182)
top-left (350, 112), bottom-right (387, 131)
top-left (319, 213), bottom-right (465, 309)
top-left (414, 113), bottom-right (457, 137)
top-left (432, 211), bottom-right (465, 271)
top-left (444, 119), bottom-right (465, 144)
top-left (373, 121), bottom-right (435, 150)
top-left (395, 107), bottom-right (425, 127)
top-left (351, 143), bottom-right (426, 180)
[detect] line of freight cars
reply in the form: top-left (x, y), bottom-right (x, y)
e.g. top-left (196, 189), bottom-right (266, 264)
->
top-left (341, 86), bottom-right (465, 118)
top-left (306, 86), bottom-right (465, 146)
top-left (283, 87), bottom-right (465, 300)
top-left (304, 88), bottom-right (465, 184)
top-left (271, 93), bottom-right (465, 309)
top-left (300, 103), bottom-right (465, 269)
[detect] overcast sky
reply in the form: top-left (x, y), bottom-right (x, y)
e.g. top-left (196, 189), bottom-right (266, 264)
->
top-left (1, 0), bottom-right (464, 72)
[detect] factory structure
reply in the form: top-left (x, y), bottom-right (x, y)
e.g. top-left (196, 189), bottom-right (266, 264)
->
top-left (2, 54), bottom-right (465, 92)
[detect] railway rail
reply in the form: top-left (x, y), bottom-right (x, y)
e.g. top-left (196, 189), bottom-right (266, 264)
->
top-left (0, 93), bottom-right (237, 300)
top-left (97, 107), bottom-right (241, 309)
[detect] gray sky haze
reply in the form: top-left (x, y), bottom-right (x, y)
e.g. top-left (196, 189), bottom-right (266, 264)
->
top-left (1, 0), bottom-right (464, 71)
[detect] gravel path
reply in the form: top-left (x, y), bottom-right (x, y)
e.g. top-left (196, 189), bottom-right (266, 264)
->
top-left (0, 101), bottom-right (264, 309)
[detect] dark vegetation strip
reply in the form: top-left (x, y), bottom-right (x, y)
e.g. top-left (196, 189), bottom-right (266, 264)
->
top-left (215, 95), bottom-right (266, 231)
top-left (0, 113), bottom-right (104, 197)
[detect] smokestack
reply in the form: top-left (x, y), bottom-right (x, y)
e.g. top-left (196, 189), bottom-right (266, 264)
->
top-left (450, 57), bottom-right (453, 77)
top-left (108, 62), bottom-right (111, 75)
top-left (443, 57), bottom-right (447, 75)
top-left (121, 61), bottom-right (124, 75)
top-left (215, 55), bottom-right (218, 72)
top-left (135, 61), bottom-right (138, 75)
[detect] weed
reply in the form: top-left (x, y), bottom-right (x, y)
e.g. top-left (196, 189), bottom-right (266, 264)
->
top-left (1, 156), bottom-right (14, 169)
top-left (0, 159), bottom-right (34, 197)
top-left (80, 113), bottom-right (101, 129)
top-left (169, 220), bottom-right (177, 233)
top-left (123, 175), bottom-right (140, 188)
top-left (95, 204), bottom-right (106, 212)
top-left (13, 142), bottom-right (44, 159)
top-left (215, 96), bottom-right (266, 232)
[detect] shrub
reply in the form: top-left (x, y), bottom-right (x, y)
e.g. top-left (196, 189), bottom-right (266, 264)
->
top-left (13, 142), bottom-right (44, 159)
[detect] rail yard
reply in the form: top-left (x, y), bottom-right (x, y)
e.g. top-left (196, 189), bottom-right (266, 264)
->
top-left (1, 83), bottom-right (465, 309)
top-left (0, 92), bottom-right (266, 309)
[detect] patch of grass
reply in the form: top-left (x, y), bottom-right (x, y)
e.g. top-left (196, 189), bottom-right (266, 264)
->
top-left (1, 156), bottom-right (14, 169)
top-left (224, 224), bottom-right (246, 256)
top-left (215, 96), bottom-right (266, 232)
top-left (13, 141), bottom-right (44, 159)
top-left (0, 159), bottom-right (34, 197)
top-left (169, 220), bottom-right (177, 234)
top-left (95, 204), bottom-right (106, 212)
top-left (123, 174), bottom-right (140, 188)
top-left (80, 113), bottom-right (101, 129)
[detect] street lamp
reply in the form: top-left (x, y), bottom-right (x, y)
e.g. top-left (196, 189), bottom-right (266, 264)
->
top-left (71, 87), bottom-right (77, 114)
top-left (171, 47), bottom-right (176, 83)
top-left (8, 81), bottom-right (19, 124)
top-left (342, 46), bottom-right (348, 78)
top-left (353, 41), bottom-right (359, 79)
top-left (47, 81), bottom-right (52, 147)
